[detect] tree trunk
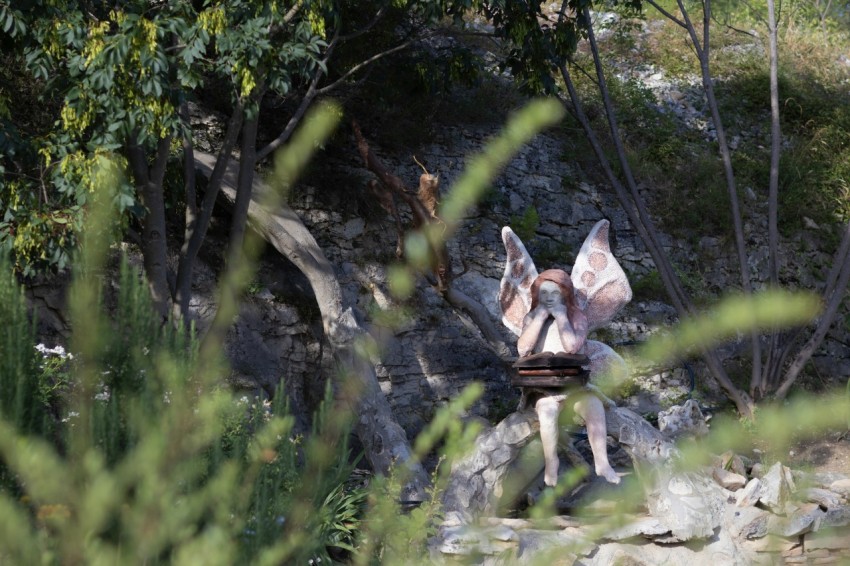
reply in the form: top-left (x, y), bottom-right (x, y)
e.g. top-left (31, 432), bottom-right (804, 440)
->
top-left (127, 134), bottom-right (173, 320)
top-left (676, 0), bottom-right (763, 393)
top-left (760, 0), bottom-right (782, 398)
top-left (193, 150), bottom-right (431, 500)
top-left (227, 101), bottom-right (261, 266)
top-left (173, 100), bottom-right (245, 320)
top-left (176, 101), bottom-right (200, 320)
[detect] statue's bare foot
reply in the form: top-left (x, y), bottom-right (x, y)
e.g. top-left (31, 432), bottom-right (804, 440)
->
top-left (596, 465), bottom-right (621, 484)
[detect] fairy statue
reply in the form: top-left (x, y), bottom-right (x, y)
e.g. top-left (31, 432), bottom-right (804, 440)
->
top-left (499, 219), bottom-right (632, 486)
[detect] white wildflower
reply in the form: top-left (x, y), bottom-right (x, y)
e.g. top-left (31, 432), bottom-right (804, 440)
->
top-left (61, 411), bottom-right (80, 423)
top-left (94, 386), bottom-right (111, 402)
top-left (35, 343), bottom-right (74, 359)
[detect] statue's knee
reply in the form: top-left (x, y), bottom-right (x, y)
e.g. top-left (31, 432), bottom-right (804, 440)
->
top-left (535, 397), bottom-right (560, 420)
top-left (573, 393), bottom-right (603, 417)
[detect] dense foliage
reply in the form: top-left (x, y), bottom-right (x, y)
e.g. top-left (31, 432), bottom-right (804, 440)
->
top-left (1, 0), bottom-right (322, 274)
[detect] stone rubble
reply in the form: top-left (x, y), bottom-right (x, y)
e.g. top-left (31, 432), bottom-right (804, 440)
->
top-left (431, 401), bottom-right (850, 565)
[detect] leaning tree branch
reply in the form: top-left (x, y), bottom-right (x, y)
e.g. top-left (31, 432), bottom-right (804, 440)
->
top-left (585, 13), bottom-right (683, 290)
top-left (580, 10), bottom-right (694, 317)
top-left (556, 66), bottom-right (688, 317)
top-left (556, 62), bottom-right (754, 418)
top-left (557, 4), bottom-right (755, 416)
top-left (193, 149), bottom-right (432, 501)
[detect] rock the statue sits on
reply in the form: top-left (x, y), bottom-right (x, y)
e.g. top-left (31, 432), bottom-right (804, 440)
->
top-left (499, 219), bottom-right (632, 486)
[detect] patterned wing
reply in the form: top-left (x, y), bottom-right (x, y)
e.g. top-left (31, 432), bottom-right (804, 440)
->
top-left (571, 219), bottom-right (632, 331)
top-left (499, 227), bottom-right (538, 336)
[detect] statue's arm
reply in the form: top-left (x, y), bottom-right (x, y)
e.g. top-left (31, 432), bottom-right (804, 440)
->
top-left (517, 308), bottom-right (549, 357)
top-left (552, 307), bottom-right (588, 354)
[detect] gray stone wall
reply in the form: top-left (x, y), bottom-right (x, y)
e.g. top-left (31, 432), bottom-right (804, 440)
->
top-left (198, 113), bottom-right (850, 435)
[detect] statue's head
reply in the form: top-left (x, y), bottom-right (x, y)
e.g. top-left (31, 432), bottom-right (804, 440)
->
top-left (529, 269), bottom-right (576, 311)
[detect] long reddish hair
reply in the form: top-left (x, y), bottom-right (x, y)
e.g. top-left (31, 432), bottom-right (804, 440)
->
top-left (529, 269), bottom-right (587, 328)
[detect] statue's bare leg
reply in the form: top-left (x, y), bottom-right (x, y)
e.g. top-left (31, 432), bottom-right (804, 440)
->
top-left (574, 395), bottom-right (620, 484)
top-left (535, 396), bottom-right (563, 487)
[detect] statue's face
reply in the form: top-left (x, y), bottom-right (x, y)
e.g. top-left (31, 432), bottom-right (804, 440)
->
top-left (538, 280), bottom-right (565, 310)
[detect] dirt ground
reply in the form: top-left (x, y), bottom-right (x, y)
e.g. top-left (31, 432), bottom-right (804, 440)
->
top-left (787, 431), bottom-right (850, 476)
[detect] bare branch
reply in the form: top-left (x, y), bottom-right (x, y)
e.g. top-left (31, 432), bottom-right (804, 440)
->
top-left (738, 0), bottom-right (768, 26)
top-left (317, 37), bottom-right (421, 95)
top-left (674, 0), bottom-right (705, 59)
top-left (338, 7), bottom-right (386, 42)
top-left (776, 246), bottom-right (850, 399)
top-left (558, 12), bottom-right (755, 416)
top-left (711, 13), bottom-right (760, 37)
top-left (580, 10), bottom-right (694, 316)
top-left (257, 65), bottom-right (324, 162)
top-left (644, 0), bottom-right (687, 28)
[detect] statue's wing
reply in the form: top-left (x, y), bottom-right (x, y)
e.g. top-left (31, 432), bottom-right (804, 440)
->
top-left (499, 227), bottom-right (538, 336)
top-left (571, 219), bottom-right (632, 331)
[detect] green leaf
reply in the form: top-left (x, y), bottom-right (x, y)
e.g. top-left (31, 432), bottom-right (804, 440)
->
top-left (640, 290), bottom-right (822, 366)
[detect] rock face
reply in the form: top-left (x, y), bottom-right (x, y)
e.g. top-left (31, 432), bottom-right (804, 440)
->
top-left (442, 410), bottom-right (541, 521)
top-left (26, 74), bottom-right (847, 442)
top-left (658, 399), bottom-right (710, 440)
top-left (202, 105), bottom-right (850, 441)
top-left (174, 115), bottom-right (663, 437)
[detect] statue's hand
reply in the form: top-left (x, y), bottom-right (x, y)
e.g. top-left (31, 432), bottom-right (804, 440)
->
top-left (530, 305), bottom-right (551, 321)
top-left (550, 304), bottom-right (568, 322)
